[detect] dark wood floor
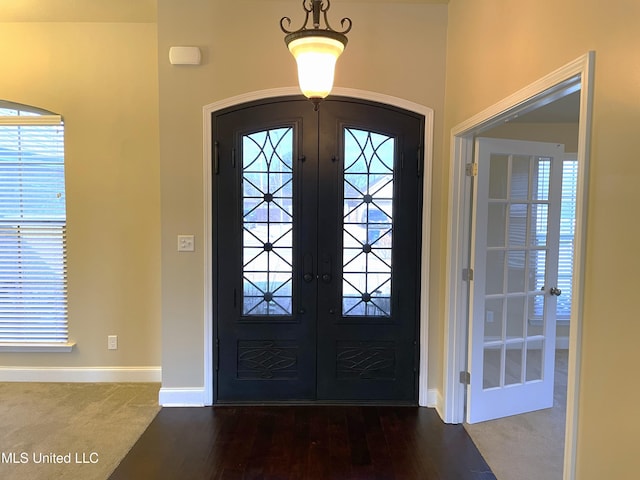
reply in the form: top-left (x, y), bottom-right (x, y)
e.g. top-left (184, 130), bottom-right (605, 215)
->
top-left (109, 406), bottom-right (495, 480)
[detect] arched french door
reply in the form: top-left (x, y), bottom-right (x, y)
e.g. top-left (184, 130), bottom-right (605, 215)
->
top-left (212, 97), bottom-right (424, 402)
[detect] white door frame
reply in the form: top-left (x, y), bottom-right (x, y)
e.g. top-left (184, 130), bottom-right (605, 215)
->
top-left (201, 87), bottom-right (434, 406)
top-left (443, 52), bottom-right (594, 480)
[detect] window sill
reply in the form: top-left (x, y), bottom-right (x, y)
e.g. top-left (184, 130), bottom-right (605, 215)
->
top-left (0, 342), bottom-right (76, 353)
top-left (528, 318), bottom-right (570, 327)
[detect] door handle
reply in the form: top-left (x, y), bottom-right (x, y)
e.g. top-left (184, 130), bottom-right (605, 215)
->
top-left (303, 253), bottom-right (314, 283)
top-left (549, 287), bottom-right (562, 296)
top-left (321, 253), bottom-right (332, 283)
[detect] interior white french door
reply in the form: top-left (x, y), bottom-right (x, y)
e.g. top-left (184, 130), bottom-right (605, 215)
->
top-left (467, 138), bottom-right (564, 424)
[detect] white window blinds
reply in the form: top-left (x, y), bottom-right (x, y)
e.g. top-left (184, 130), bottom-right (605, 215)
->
top-left (557, 159), bottom-right (578, 320)
top-left (0, 104), bottom-right (67, 344)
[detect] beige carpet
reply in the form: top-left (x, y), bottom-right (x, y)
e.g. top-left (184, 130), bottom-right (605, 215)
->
top-left (0, 382), bottom-right (160, 480)
top-left (465, 350), bottom-right (568, 480)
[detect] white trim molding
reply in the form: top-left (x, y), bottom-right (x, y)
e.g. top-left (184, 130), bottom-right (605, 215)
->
top-left (443, 52), bottom-right (594, 480)
top-left (426, 388), bottom-right (444, 415)
top-left (159, 387), bottom-right (207, 407)
top-left (0, 366), bottom-right (161, 383)
top-left (202, 87), bottom-right (434, 408)
top-left (0, 342), bottom-right (75, 353)
top-left (0, 115), bottom-right (62, 125)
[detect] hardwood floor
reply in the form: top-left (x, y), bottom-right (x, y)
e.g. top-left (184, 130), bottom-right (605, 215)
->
top-left (109, 406), bottom-right (495, 480)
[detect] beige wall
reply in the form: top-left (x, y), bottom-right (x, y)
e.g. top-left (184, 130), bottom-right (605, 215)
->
top-left (157, 0), bottom-right (448, 388)
top-left (444, 0), bottom-right (639, 477)
top-left (0, 1), bottom-right (161, 368)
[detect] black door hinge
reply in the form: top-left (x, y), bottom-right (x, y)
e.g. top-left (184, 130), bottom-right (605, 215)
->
top-left (215, 338), bottom-right (220, 371)
top-left (214, 141), bottom-right (220, 175)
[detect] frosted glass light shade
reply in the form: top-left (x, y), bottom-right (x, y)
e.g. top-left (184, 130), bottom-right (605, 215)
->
top-left (287, 36), bottom-right (345, 100)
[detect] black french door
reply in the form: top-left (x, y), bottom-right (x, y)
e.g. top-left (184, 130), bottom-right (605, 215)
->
top-left (213, 97), bottom-right (424, 402)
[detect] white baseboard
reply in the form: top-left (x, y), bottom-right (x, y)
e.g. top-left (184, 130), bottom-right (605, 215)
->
top-left (157, 387), bottom-right (442, 409)
top-left (427, 387), bottom-right (446, 420)
top-left (0, 366), bottom-right (161, 383)
top-left (158, 387), bottom-right (207, 407)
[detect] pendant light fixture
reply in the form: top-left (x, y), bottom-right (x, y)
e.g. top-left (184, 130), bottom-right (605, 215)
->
top-left (280, 1), bottom-right (352, 110)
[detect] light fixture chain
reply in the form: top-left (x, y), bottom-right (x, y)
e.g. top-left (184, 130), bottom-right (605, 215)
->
top-left (312, 0), bottom-right (321, 28)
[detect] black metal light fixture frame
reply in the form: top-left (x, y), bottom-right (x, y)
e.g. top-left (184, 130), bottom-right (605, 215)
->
top-left (280, 0), bottom-right (353, 109)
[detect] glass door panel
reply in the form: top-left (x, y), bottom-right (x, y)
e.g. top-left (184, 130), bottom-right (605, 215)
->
top-left (484, 150), bottom-right (552, 389)
top-left (241, 128), bottom-right (294, 316)
top-left (342, 128), bottom-right (394, 317)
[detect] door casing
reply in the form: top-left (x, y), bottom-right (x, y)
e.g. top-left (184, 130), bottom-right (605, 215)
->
top-left (443, 52), bottom-right (594, 480)
top-left (202, 87), bottom-right (434, 406)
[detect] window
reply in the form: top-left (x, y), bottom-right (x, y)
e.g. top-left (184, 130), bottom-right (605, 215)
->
top-left (0, 101), bottom-right (70, 351)
top-left (532, 155), bottom-right (577, 322)
top-left (557, 157), bottom-right (578, 320)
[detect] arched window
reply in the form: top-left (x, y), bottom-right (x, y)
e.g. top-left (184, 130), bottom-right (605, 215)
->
top-left (0, 101), bottom-right (69, 350)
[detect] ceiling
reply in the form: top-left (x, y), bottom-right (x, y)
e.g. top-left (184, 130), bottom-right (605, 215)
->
top-left (507, 91), bottom-right (580, 124)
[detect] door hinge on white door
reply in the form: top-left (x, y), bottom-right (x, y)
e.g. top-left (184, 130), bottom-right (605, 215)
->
top-left (465, 163), bottom-right (478, 176)
top-left (460, 371), bottom-right (471, 385)
top-left (462, 268), bottom-right (474, 281)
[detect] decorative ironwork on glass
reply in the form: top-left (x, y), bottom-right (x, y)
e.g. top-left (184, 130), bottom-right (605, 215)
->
top-left (342, 128), bottom-right (394, 316)
top-left (242, 128), bottom-right (294, 316)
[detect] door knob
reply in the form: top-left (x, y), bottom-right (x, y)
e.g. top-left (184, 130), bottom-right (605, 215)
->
top-left (549, 287), bottom-right (562, 296)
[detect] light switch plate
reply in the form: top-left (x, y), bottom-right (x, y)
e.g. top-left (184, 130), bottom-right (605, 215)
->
top-left (177, 235), bottom-right (195, 252)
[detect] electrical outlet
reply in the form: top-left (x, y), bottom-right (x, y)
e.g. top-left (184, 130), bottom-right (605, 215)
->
top-left (108, 335), bottom-right (118, 350)
top-left (486, 311), bottom-right (494, 323)
top-left (177, 235), bottom-right (195, 252)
